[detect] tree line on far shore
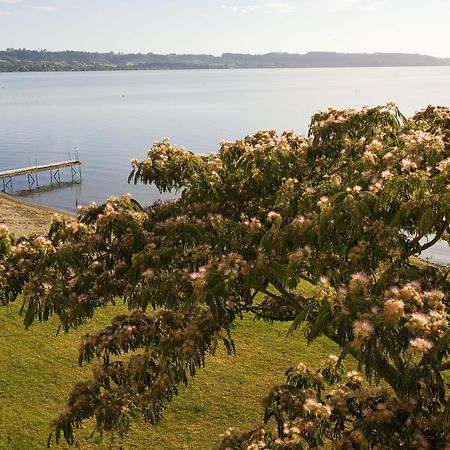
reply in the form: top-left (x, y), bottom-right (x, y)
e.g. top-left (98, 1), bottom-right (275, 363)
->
top-left (1, 48), bottom-right (449, 72)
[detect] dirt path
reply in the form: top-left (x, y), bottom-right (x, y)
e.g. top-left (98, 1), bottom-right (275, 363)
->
top-left (0, 193), bottom-right (70, 236)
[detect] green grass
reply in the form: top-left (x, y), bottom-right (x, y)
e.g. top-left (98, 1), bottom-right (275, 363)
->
top-left (0, 300), bottom-right (340, 450)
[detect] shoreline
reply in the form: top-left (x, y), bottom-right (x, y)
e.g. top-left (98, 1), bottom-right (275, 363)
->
top-left (2, 65), bottom-right (450, 76)
top-left (0, 192), bottom-right (72, 236)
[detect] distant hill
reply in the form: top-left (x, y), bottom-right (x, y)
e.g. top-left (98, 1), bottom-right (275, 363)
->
top-left (0, 49), bottom-right (449, 72)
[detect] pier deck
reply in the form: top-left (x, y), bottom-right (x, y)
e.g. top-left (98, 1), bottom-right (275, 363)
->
top-left (0, 160), bottom-right (82, 191)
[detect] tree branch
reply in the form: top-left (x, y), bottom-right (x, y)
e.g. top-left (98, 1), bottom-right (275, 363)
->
top-left (271, 282), bottom-right (296, 301)
top-left (438, 360), bottom-right (450, 371)
top-left (298, 273), bottom-right (317, 285)
top-left (419, 226), bottom-right (449, 253)
top-left (261, 289), bottom-right (283, 302)
top-left (407, 219), bottom-right (449, 258)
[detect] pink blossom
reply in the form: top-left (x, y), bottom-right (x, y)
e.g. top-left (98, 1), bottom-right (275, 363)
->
top-left (347, 370), bottom-right (363, 384)
top-left (349, 272), bottom-right (370, 295)
top-left (142, 269), bottom-right (155, 280)
top-left (409, 337), bottom-right (433, 352)
top-left (383, 299), bottom-right (404, 323)
top-left (351, 272), bottom-right (370, 284)
top-left (0, 224), bottom-right (9, 237)
top-left (438, 157), bottom-right (450, 171)
top-left (352, 320), bottom-right (374, 340)
top-left (267, 211), bottom-right (282, 224)
top-left (401, 158), bottom-right (417, 170)
top-left (190, 266), bottom-right (207, 280)
top-left (411, 312), bottom-right (429, 325)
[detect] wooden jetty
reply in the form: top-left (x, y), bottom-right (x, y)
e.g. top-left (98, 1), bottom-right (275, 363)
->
top-left (0, 160), bottom-right (82, 191)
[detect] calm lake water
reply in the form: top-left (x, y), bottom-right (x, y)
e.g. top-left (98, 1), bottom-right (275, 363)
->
top-left (1, 67), bottom-right (450, 262)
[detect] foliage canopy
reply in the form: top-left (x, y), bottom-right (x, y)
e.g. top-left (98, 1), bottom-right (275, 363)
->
top-left (1, 104), bottom-right (450, 449)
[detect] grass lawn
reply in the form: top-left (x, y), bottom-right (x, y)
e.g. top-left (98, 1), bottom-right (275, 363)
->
top-left (0, 299), bottom-right (341, 450)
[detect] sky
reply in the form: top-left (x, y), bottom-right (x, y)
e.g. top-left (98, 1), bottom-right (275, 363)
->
top-left (0, 0), bottom-right (449, 57)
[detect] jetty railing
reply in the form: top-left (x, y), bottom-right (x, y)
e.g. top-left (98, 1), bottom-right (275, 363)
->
top-left (0, 160), bottom-right (82, 191)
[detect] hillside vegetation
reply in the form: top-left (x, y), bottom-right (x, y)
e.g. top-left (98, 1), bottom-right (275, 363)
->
top-left (1, 49), bottom-right (449, 72)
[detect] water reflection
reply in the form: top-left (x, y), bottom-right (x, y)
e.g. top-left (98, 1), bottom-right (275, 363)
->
top-left (16, 180), bottom-right (81, 197)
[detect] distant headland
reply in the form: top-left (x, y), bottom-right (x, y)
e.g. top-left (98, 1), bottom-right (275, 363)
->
top-left (1, 49), bottom-right (449, 72)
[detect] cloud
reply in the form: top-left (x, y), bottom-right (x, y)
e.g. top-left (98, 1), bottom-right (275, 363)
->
top-left (0, 1), bottom-right (61, 13)
top-left (311, 0), bottom-right (387, 13)
top-left (24, 4), bottom-right (59, 12)
top-left (221, 2), bottom-right (295, 13)
top-left (364, 0), bottom-right (387, 11)
top-left (221, 0), bottom-right (386, 14)
top-left (0, 8), bottom-right (11, 15)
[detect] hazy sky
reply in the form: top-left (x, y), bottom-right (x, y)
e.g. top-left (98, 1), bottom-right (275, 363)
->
top-left (0, 0), bottom-right (449, 57)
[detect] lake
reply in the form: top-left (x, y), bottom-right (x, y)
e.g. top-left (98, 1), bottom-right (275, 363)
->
top-left (1, 67), bottom-right (450, 262)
